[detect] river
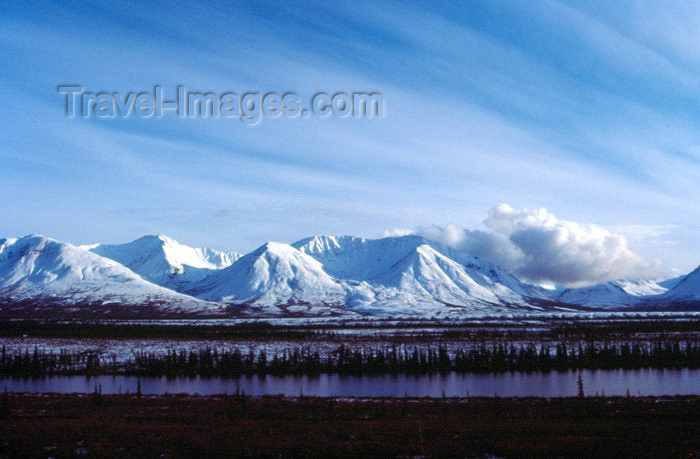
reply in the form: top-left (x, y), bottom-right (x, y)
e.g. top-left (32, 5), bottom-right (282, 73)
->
top-left (2, 368), bottom-right (699, 397)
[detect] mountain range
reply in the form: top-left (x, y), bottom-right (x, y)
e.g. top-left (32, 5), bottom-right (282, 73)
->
top-left (0, 233), bottom-right (698, 318)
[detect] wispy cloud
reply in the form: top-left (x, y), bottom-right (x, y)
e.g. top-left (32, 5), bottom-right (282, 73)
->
top-left (0, 1), bottom-right (699, 271)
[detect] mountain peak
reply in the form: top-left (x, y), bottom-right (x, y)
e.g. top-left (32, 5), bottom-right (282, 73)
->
top-left (659, 265), bottom-right (700, 302)
top-left (259, 240), bottom-right (292, 250)
top-left (87, 234), bottom-right (241, 290)
top-left (3, 232), bottom-right (699, 317)
top-left (131, 234), bottom-right (173, 246)
top-left (558, 278), bottom-right (672, 308)
top-left (0, 234), bottom-right (217, 311)
top-left (196, 240), bottom-right (344, 307)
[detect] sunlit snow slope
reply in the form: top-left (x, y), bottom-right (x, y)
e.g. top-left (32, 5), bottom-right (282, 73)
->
top-left (87, 235), bottom-right (240, 291)
top-left (2, 232), bottom-right (697, 317)
top-left (0, 235), bottom-right (220, 312)
top-left (291, 235), bottom-right (554, 315)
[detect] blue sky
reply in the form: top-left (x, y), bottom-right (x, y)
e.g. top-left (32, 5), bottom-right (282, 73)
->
top-left (2, 0), bottom-right (700, 277)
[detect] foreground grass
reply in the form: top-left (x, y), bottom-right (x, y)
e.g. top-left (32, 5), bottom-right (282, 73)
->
top-left (0, 394), bottom-right (698, 457)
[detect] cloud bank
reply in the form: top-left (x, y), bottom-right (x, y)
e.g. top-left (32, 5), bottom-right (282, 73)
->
top-left (395, 204), bottom-right (662, 287)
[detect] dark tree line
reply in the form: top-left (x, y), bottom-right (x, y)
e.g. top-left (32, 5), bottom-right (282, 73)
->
top-left (1, 341), bottom-right (699, 377)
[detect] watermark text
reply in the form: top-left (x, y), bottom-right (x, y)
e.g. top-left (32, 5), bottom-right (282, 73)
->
top-left (58, 86), bottom-right (384, 125)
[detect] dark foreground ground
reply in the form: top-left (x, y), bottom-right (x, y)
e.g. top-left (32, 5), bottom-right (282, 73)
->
top-left (0, 394), bottom-right (698, 458)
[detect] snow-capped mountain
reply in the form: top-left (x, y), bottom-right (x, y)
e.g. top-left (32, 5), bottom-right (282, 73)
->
top-left (291, 235), bottom-right (555, 315)
top-left (194, 241), bottom-right (347, 309)
top-left (556, 273), bottom-right (688, 309)
top-left (86, 235), bottom-right (240, 291)
top-left (1, 232), bottom-right (698, 318)
top-left (185, 234), bottom-right (560, 316)
top-left (0, 235), bottom-right (220, 312)
top-left (653, 266), bottom-right (700, 307)
top-left (557, 279), bottom-right (673, 309)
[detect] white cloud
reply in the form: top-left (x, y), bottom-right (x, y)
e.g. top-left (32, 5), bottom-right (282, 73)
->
top-left (410, 224), bottom-right (524, 273)
top-left (406, 204), bottom-right (663, 287)
top-left (382, 228), bottom-right (415, 237)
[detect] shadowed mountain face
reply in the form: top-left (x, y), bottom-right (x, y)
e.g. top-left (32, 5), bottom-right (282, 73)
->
top-left (556, 274), bottom-right (696, 310)
top-left (0, 233), bottom-right (697, 318)
top-left (557, 279), bottom-right (672, 309)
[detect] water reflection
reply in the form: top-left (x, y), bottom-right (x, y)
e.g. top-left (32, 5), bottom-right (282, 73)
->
top-left (1, 368), bottom-right (698, 397)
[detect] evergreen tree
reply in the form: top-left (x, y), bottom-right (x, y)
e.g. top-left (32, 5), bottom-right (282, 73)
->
top-left (577, 373), bottom-right (585, 398)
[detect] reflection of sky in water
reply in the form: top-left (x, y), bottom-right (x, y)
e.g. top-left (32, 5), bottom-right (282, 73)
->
top-left (3, 369), bottom-right (699, 397)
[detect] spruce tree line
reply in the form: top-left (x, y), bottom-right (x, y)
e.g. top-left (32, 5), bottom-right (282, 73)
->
top-left (1, 340), bottom-right (699, 376)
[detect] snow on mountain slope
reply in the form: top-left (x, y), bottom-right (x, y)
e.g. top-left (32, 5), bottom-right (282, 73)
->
top-left (2, 233), bottom-right (560, 317)
top-left (658, 276), bottom-right (684, 290)
top-left (292, 235), bottom-right (555, 315)
top-left (295, 235), bottom-right (549, 296)
top-left (0, 235), bottom-right (220, 312)
top-left (557, 278), bottom-right (672, 308)
top-left (87, 235), bottom-right (240, 291)
top-left (194, 242), bottom-right (347, 311)
top-left (3, 230), bottom-right (698, 317)
top-left (292, 235), bottom-right (423, 280)
top-left (343, 244), bottom-right (537, 315)
top-left (658, 266), bottom-right (700, 304)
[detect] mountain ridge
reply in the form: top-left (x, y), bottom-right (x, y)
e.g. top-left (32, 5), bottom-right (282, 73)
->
top-left (87, 234), bottom-right (241, 291)
top-left (0, 235), bottom-right (221, 313)
top-left (0, 232), bottom-right (697, 317)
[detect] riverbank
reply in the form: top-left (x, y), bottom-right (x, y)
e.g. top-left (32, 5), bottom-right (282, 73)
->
top-left (2, 318), bottom-right (700, 378)
top-left (0, 394), bottom-right (698, 457)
